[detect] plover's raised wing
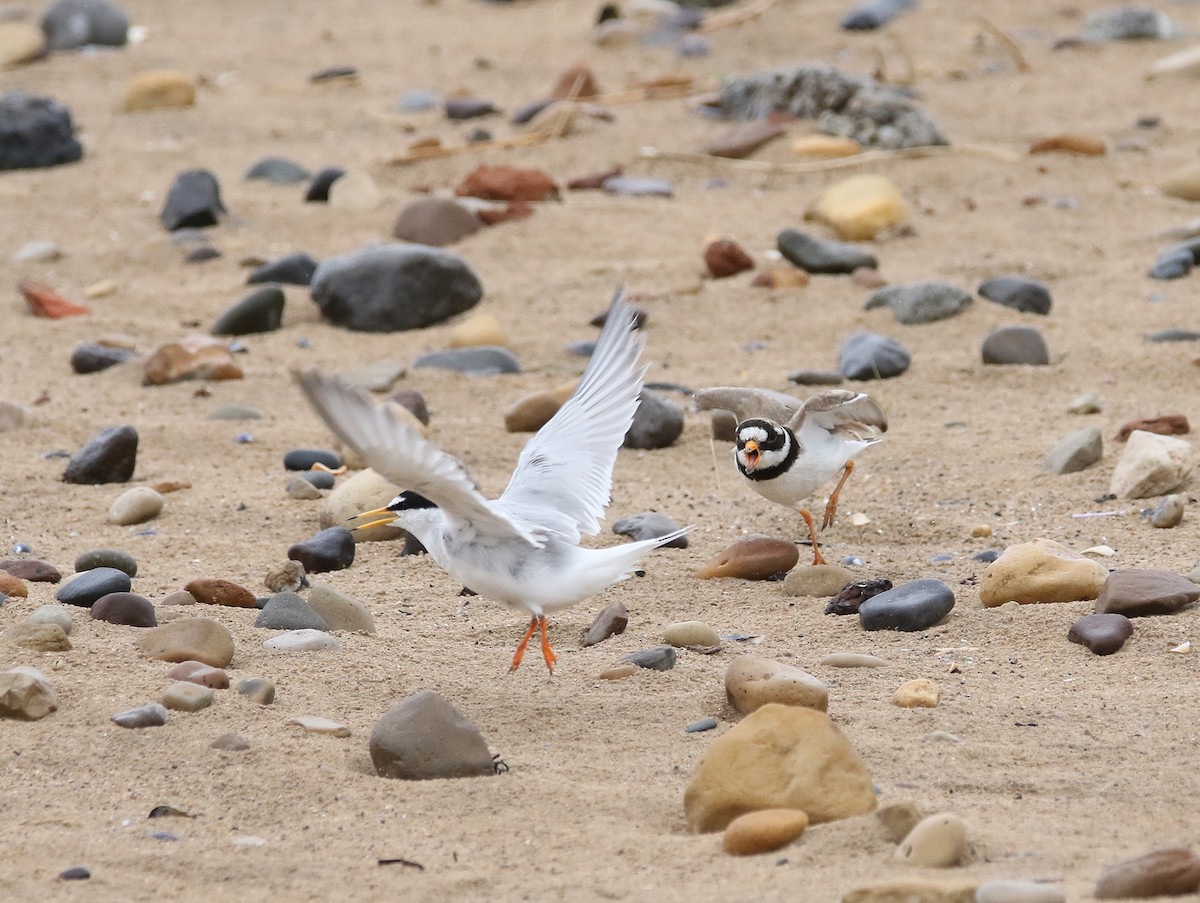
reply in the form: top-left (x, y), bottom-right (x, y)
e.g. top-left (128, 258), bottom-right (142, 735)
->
top-left (791, 389), bottom-right (888, 442)
top-left (496, 291), bottom-right (647, 542)
top-left (294, 370), bottom-right (543, 546)
top-left (693, 386), bottom-right (804, 426)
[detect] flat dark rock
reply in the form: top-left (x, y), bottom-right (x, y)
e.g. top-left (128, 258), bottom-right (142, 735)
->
top-left (160, 169), bottom-right (226, 231)
top-left (977, 275), bottom-right (1053, 315)
top-left (245, 156), bottom-right (310, 184)
top-left (247, 253), bottom-right (319, 286)
top-left (71, 343), bottom-right (136, 374)
top-left (211, 286), bottom-right (286, 336)
top-left (838, 331), bottom-right (911, 380)
top-left (287, 527), bottom-right (355, 574)
top-left (1068, 613), bottom-right (1133, 655)
top-left (622, 645), bottom-right (677, 671)
top-left (75, 548), bottom-right (138, 577)
top-left (1094, 569), bottom-right (1200, 616)
top-left (305, 167), bottom-right (345, 202)
top-left (413, 346), bottom-right (520, 376)
top-left (57, 567), bottom-right (132, 607)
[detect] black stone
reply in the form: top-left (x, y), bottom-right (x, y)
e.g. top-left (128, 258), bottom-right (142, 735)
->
top-left (445, 98), bottom-right (498, 120)
top-left (211, 286), bottom-right (286, 336)
top-left (304, 167), bottom-right (346, 202)
top-left (977, 275), bottom-right (1053, 315)
top-left (91, 592), bottom-right (157, 627)
top-left (254, 592), bottom-right (330, 631)
top-left (247, 252), bottom-right (319, 286)
top-left (972, 549), bottom-right (1000, 563)
top-left (310, 65), bottom-right (358, 82)
top-left (838, 331), bottom-right (911, 380)
top-left (624, 391), bottom-right (684, 449)
top-left (283, 448), bottom-right (342, 471)
top-left (56, 567), bottom-right (132, 607)
top-left (777, 228), bottom-right (877, 274)
top-left (70, 343), bottom-right (135, 374)
top-left (841, 0), bottom-right (915, 30)
top-left (287, 527), bottom-right (355, 573)
top-left (0, 92), bottom-right (84, 171)
top-left (297, 470), bottom-right (336, 490)
top-left (41, 0), bottom-right (128, 49)
top-left (244, 156), bottom-right (310, 184)
top-left (859, 578), bottom-right (955, 631)
top-left (412, 346), bottom-right (521, 376)
top-left (57, 866), bottom-right (91, 881)
top-left (621, 645), bottom-right (677, 671)
top-left (63, 425), bottom-right (137, 484)
top-left (159, 169), bottom-right (226, 231)
top-left (612, 512), bottom-right (688, 547)
top-left (1068, 613), bottom-right (1133, 656)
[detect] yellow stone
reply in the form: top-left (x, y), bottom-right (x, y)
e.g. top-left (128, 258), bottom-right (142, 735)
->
top-left (979, 538), bottom-right (1109, 607)
top-left (449, 313), bottom-right (509, 349)
top-left (1159, 161), bottom-right (1200, 202)
top-left (893, 678), bottom-right (940, 708)
top-left (124, 70), bottom-right (196, 112)
top-left (806, 174), bottom-right (907, 240)
top-left (723, 808), bottom-right (809, 855)
top-left (504, 380), bottom-right (578, 432)
top-left (791, 135), bottom-right (862, 158)
top-left (0, 23), bottom-right (46, 68)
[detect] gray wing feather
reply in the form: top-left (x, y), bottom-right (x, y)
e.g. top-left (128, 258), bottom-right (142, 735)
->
top-left (791, 390), bottom-right (888, 436)
top-left (693, 386), bottom-right (803, 425)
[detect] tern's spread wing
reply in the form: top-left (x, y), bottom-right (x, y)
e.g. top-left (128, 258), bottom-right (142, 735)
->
top-left (294, 370), bottom-right (543, 547)
top-left (693, 386), bottom-right (803, 426)
top-left (496, 291), bottom-right (647, 541)
top-left (791, 390), bottom-right (888, 440)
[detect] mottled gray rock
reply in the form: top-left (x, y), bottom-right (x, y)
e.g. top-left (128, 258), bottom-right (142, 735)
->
top-left (977, 275), bottom-right (1052, 315)
top-left (837, 331), bottom-right (910, 380)
top-left (254, 592), bottom-right (330, 631)
top-left (865, 282), bottom-right (972, 324)
top-left (624, 390), bottom-right (684, 449)
top-left (40, 0), bottom-right (128, 49)
top-left (247, 253), bottom-right (319, 286)
top-left (1043, 428), bottom-right (1102, 474)
top-left (63, 424), bottom-right (137, 484)
top-left (369, 690), bottom-right (495, 780)
top-left (777, 228), bottom-right (877, 274)
top-left (981, 325), bottom-right (1049, 365)
top-left (0, 92), bottom-right (83, 170)
top-left (112, 702), bottom-right (167, 728)
top-left (612, 512), bottom-right (688, 546)
top-left (413, 346), bottom-right (520, 376)
top-left (160, 169), bottom-right (225, 231)
top-left (1081, 5), bottom-right (1173, 41)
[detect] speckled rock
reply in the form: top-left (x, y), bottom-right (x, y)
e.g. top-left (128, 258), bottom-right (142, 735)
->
top-left (725, 654), bottom-right (829, 714)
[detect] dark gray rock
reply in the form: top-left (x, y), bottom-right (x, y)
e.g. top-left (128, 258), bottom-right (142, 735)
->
top-left (56, 567), bottom-right (132, 607)
top-left (624, 390), bottom-right (684, 449)
top-left (621, 645), bottom-right (677, 671)
top-left (581, 601), bottom-right (629, 647)
top-left (369, 690), bottom-right (495, 780)
top-left (1149, 249), bottom-right (1193, 280)
top-left (41, 0), bottom-right (128, 49)
top-left (1043, 428), bottom-right (1102, 474)
top-left (63, 425), bottom-right (137, 484)
top-left (75, 548), bottom-right (137, 576)
top-left (287, 527), bottom-right (355, 573)
top-left (777, 228), bottom-right (877, 274)
top-left (859, 578), bottom-right (954, 631)
top-left (981, 325), bottom-right (1049, 365)
top-left (1094, 569), bottom-right (1200, 616)
top-left (1068, 613), bottom-right (1133, 655)
top-left (296, 470), bottom-right (336, 490)
top-left (390, 388), bottom-right (430, 425)
top-left (837, 331), bottom-right (910, 380)
top-left (413, 346), bottom-right (521, 376)
top-left (247, 253), bottom-right (319, 286)
top-left (445, 98), bottom-right (497, 120)
top-left (865, 282), bottom-right (972, 324)
top-left (283, 448), bottom-right (342, 471)
top-left (57, 867), bottom-right (90, 881)
top-left (841, 0), bottom-right (916, 30)
top-left (310, 243), bottom-right (483, 333)
top-left (392, 197), bottom-right (481, 247)
top-left (977, 275), bottom-right (1052, 315)
top-left (1146, 328), bottom-right (1200, 342)
top-left (1081, 5), bottom-right (1172, 41)
top-left (254, 592), bottom-right (330, 631)
top-left (70, 343), bottom-right (135, 374)
top-left (245, 156), bottom-right (310, 184)
top-left (211, 286), bottom-right (285, 336)
top-left (112, 703), bottom-right (167, 728)
top-left (511, 98), bottom-right (554, 125)
top-left (602, 176), bottom-right (674, 197)
top-left (304, 167), bottom-right (345, 202)
top-left (788, 369), bottom-right (845, 386)
top-left (0, 92), bottom-right (84, 170)
top-left (160, 170), bottom-right (225, 231)
top-left (91, 592), bottom-right (156, 627)
top-left (612, 512), bottom-right (688, 547)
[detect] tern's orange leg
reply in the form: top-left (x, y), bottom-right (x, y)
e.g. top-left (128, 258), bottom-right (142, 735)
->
top-left (822, 461), bottom-right (855, 530)
top-left (538, 616), bottom-right (557, 673)
top-left (799, 508), bottom-right (828, 566)
top-left (510, 616), bottom-right (539, 672)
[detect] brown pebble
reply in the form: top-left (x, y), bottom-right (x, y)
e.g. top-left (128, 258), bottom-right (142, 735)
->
top-left (568, 166), bottom-right (623, 191)
top-left (185, 577), bottom-right (257, 608)
top-left (581, 601), bottom-right (628, 648)
top-left (696, 536), bottom-right (799, 580)
top-left (1095, 847), bottom-right (1200, 899)
top-left (1029, 134), bottom-right (1107, 155)
top-left (707, 120), bottom-right (786, 159)
top-left (161, 589), bottom-right (197, 606)
top-left (750, 266), bottom-right (809, 288)
top-left (1115, 414), bottom-right (1189, 441)
top-left (550, 63), bottom-right (600, 99)
top-left (704, 238), bottom-right (755, 279)
top-left (455, 164), bottom-right (559, 202)
top-left (0, 572), bottom-right (29, 597)
top-left (0, 559), bottom-right (61, 583)
top-left (722, 808), bottom-right (809, 855)
top-left (850, 266), bottom-right (887, 289)
top-left (1068, 613), bottom-right (1134, 656)
top-left (168, 660), bottom-right (231, 689)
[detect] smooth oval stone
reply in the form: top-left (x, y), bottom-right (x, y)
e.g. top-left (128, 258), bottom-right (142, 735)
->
top-left (211, 286), bottom-right (285, 336)
top-left (107, 486), bottom-right (164, 525)
top-left (287, 526), bottom-right (355, 573)
top-left (895, 813), bottom-right (968, 867)
top-left (824, 578), bottom-right (894, 614)
top-left (135, 618), bottom-right (235, 667)
top-left (723, 809), bottom-right (809, 855)
top-left (1094, 847), bottom-right (1200, 899)
top-left (91, 592), bottom-right (157, 627)
top-left (1094, 569), bottom-right (1200, 616)
top-left (112, 703), bottom-right (168, 728)
top-left (42, 0), bottom-right (128, 49)
top-left (1150, 493), bottom-right (1186, 528)
top-left (0, 573), bottom-right (26, 597)
top-left (58, 866), bottom-right (91, 881)
top-left (981, 325), bottom-right (1050, 365)
top-left (977, 275), bottom-right (1052, 315)
top-left (621, 646), bottom-right (677, 671)
top-left (185, 577), bottom-right (256, 608)
top-left (413, 346), bottom-right (521, 376)
top-left (777, 228), bottom-right (877, 274)
top-left (305, 167), bottom-right (346, 202)
top-left (6, 622), bottom-right (71, 652)
top-left (859, 579), bottom-right (955, 631)
top-left (726, 653), bottom-right (828, 714)
top-left (392, 197), bottom-right (481, 247)
top-left (663, 621), bottom-right (720, 647)
top-left (865, 281), bottom-right (972, 325)
top-left (707, 120), bottom-right (786, 159)
top-left (893, 678), bottom-right (940, 708)
top-left (877, 800), bottom-right (926, 842)
top-left (211, 732), bottom-right (250, 751)
top-left (56, 567), bottom-right (132, 607)
top-left (167, 661), bottom-right (229, 688)
top-left (0, 559), bottom-right (60, 582)
top-left (841, 0), bottom-right (915, 30)
top-left (505, 383), bottom-right (575, 433)
top-left (820, 652), bottom-right (887, 668)
top-left (686, 717), bottom-right (718, 733)
top-left (697, 536), bottom-right (798, 580)
top-left (236, 677), bottom-right (275, 704)
top-left (703, 238), bottom-right (755, 278)
top-left (283, 448), bottom-right (342, 471)
top-left (247, 252), bottom-right (319, 286)
top-left (1068, 613), bottom-right (1134, 655)
top-left (254, 592), bottom-right (330, 631)
top-left (160, 169), bottom-right (225, 231)
top-left (244, 156), bottom-right (309, 184)
top-left (161, 681), bottom-right (214, 712)
top-left (29, 604), bottom-right (73, 634)
top-left (63, 425), bottom-right (138, 484)
top-left (1149, 250), bottom-right (1193, 280)
top-left (71, 343), bottom-right (135, 374)
top-left (602, 176), bottom-right (674, 197)
top-left (160, 589), bottom-right (196, 606)
top-left (612, 512), bottom-right (688, 547)
top-left (581, 601), bottom-right (628, 647)
top-left (370, 690), bottom-right (494, 780)
top-left (263, 628), bottom-right (341, 651)
top-left (306, 582), bottom-right (376, 633)
top-left (975, 880), bottom-right (1066, 903)
top-left (838, 331), bottom-right (911, 380)
top-left (783, 564), bottom-right (856, 597)
top-left (623, 390), bottom-right (684, 450)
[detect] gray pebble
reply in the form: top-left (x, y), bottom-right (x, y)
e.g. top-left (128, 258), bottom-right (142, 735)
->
top-left (237, 677), bottom-right (276, 704)
top-left (1042, 428), bottom-right (1102, 474)
top-left (865, 282), bottom-right (972, 325)
top-left (612, 512), bottom-right (687, 546)
top-left (623, 390), bottom-right (684, 449)
top-left (981, 325), bottom-right (1049, 365)
top-left (244, 156), bottom-right (310, 184)
top-left (685, 717), bottom-right (718, 733)
top-left (112, 703), bottom-right (168, 728)
top-left (777, 228), bottom-right (877, 274)
top-left (63, 425), bottom-right (138, 485)
top-left (621, 645), bottom-right (677, 671)
top-left (56, 567), bottom-right (131, 607)
top-left (838, 331), bottom-right (911, 380)
top-left (1150, 493), bottom-right (1185, 528)
top-left (977, 275), bottom-right (1052, 315)
top-left (413, 346), bottom-right (521, 376)
top-left (859, 579), bottom-right (955, 631)
top-left (254, 592), bottom-right (330, 631)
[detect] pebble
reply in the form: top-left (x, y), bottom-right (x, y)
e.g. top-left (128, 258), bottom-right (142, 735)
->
top-left (57, 866), bottom-right (91, 881)
top-left (878, 800), bottom-right (926, 842)
top-left (1149, 248), bottom-right (1192, 280)
top-left (581, 601), bottom-right (628, 647)
top-left (684, 705), bottom-right (876, 832)
top-left (91, 592), bottom-right (157, 627)
top-left (0, 92), bottom-right (82, 170)
top-left (895, 813), bottom-right (968, 867)
top-left (369, 690), bottom-right (495, 780)
top-left (0, 559), bottom-right (60, 583)
top-left (703, 238), bottom-right (755, 278)
top-left (211, 733), bottom-right (250, 751)
top-left (160, 169), bottom-right (225, 231)
top-left (161, 681), bottom-right (214, 712)
top-left (245, 156), bottom-right (310, 184)
top-left (161, 589), bottom-right (196, 606)
top-left (824, 578), bottom-right (893, 614)
top-left (975, 880), bottom-right (1066, 903)
top-left (455, 164), bottom-right (558, 202)
top-left (697, 536), bottom-right (798, 580)
top-left (413, 346), bottom-right (521, 376)
top-left (792, 135), bottom-right (863, 158)
top-left (124, 70), bottom-right (196, 112)
top-left (977, 276), bottom-right (1052, 315)
top-left (979, 539), bottom-right (1108, 607)
top-left (208, 403), bottom-right (262, 421)
top-left (6, 622), bottom-right (71, 652)
top-left (42, 0), bottom-right (128, 49)
top-left (1068, 613), bottom-right (1134, 655)
top-left (599, 664), bottom-right (638, 680)
top-left (805, 173), bottom-right (907, 240)
top-left (135, 618), bottom-right (235, 667)
top-left (255, 592), bottom-right (330, 631)
top-left (211, 286), bottom-right (286, 336)
top-left (320, 469), bottom-right (404, 542)
top-left (288, 715), bottom-right (351, 737)
top-left (237, 677), bottom-right (276, 704)
top-left (107, 486), bottom-right (164, 525)
top-left (1042, 428), bottom-right (1102, 474)
top-left (0, 573), bottom-right (26, 597)
top-left (893, 678), bottom-right (941, 708)
top-left (112, 703), bottom-right (168, 729)
top-left (445, 97), bottom-right (498, 120)
top-left (167, 661), bottom-right (229, 688)
top-left (981, 326), bottom-right (1050, 365)
top-left (305, 166), bottom-right (346, 202)
top-left (296, 470), bottom-right (335, 491)
top-left (29, 604), bottom-right (73, 634)
top-left (777, 228), bottom-right (878, 274)
top-left (57, 567), bottom-right (132, 607)
top-left (1094, 569), bottom-right (1200, 616)
top-left (1150, 493), bottom-right (1186, 528)
top-left (263, 629), bottom-right (341, 651)
top-left (0, 667), bottom-right (58, 720)
top-left (306, 582), bottom-right (376, 633)
top-left (725, 654), bottom-right (829, 714)
top-left (0, 23), bottom-right (45, 67)
top-left (838, 331), bottom-right (911, 380)
top-left (686, 717), bottom-right (718, 733)
top-left (1094, 847), bottom-right (1200, 899)
top-left (327, 170), bottom-right (381, 210)
top-left (76, 548), bottom-right (138, 576)
top-left (283, 448), bottom-right (342, 471)
top-left (859, 579), bottom-right (955, 631)
top-left (602, 176), bottom-right (674, 198)
top-left (663, 621), bottom-right (720, 648)
top-left (288, 526), bottom-right (355, 573)
top-left (70, 343), bottom-right (136, 374)
top-left (752, 266), bottom-right (810, 289)
top-left (1145, 328), bottom-right (1200, 343)
top-left (63, 425), bottom-right (138, 484)
top-left (820, 652), bottom-right (888, 668)
top-left (392, 197), bottom-right (481, 247)
top-left (185, 577), bottom-right (256, 608)
top-left (706, 120), bottom-right (786, 159)
top-left (286, 477), bottom-right (323, 500)
top-left (1109, 430), bottom-right (1193, 498)
top-left (142, 335), bottom-right (243, 384)
top-left (310, 243), bottom-right (482, 333)
top-left (865, 282), bottom-right (972, 325)
top-left (783, 563), bottom-right (857, 597)
top-left (723, 808), bottom-right (809, 855)
top-left (1082, 5), bottom-right (1173, 42)
top-left (612, 512), bottom-right (688, 547)
top-left (622, 646), bottom-right (677, 671)
top-left (448, 313), bottom-right (509, 349)
top-left (503, 381), bottom-right (575, 433)
top-left (844, 877), bottom-right (979, 903)
top-left (619, 390), bottom-right (683, 449)
top-left (1067, 392), bottom-right (1103, 415)
top-left (841, 0), bottom-right (915, 30)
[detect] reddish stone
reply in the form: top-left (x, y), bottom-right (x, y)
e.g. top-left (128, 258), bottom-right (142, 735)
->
top-left (20, 280), bottom-right (89, 318)
top-left (550, 64), bottom-right (600, 99)
top-left (568, 167), bottom-right (623, 191)
top-left (1115, 414), bottom-right (1189, 441)
top-left (0, 559), bottom-right (61, 583)
top-left (705, 238), bottom-right (755, 279)
top-left (455, 164), bottom-right (559, 202)
top-left (476, 201), bottom-right (534, 226)
top-left (184, 577), bottom-right (257, 608)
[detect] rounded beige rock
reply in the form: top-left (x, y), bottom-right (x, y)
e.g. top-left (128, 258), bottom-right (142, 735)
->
top-left (725, 653), bottom-right (829, 714)
top-left (893, 678), bottom-right (940, 708)
top-left (663, 620), bottom-right (720, 648)
top-left (895, 813), bottom-right (968, 867)
top-left (448, 313), bottom-right (509, 349)
top-left (979, 538), bottom-right (1108, 607)
top-left (107, 486), bottom-right (164, 525)
top-left (320, 468), bottom-right (405, 542)
top-left (722, 808), bottom-right (808, 855)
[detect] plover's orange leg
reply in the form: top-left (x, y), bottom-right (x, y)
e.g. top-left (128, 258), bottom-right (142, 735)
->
top-left (510, 616), bottom-right (539, 672)
top-left (537, 616), bottom-right (557, 673)
top-left (822, 460), bottom-right (855, 530)
top-left (799, 508), bottom-right (828, 566)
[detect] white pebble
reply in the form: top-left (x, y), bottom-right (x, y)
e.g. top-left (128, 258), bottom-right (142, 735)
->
top-left (263, 629), bottom-right (341, 651)
top-left (107, 486), bottom-right (164, 526)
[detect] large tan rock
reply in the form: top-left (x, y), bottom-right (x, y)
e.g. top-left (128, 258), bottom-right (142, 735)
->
top-left (320, 468), bottom-right (405, 542)
top-left (683, 704), bottom-right (875, 833)
top-left (805, 174), bottom-right (907, 240)
top-left (725, 654), bottom-right (828, 714)
top-left (1109, 430), bottom-right (1193, 499)
top-left (135, 618), bottom-right (234, 668)
top-left (0, 667), bottom-right (57, 720)
top-left (979, 538), bottom-right (1108, 607)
